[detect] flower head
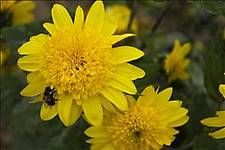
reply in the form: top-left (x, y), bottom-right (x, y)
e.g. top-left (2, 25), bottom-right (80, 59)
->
top-left (17, 1), bottom-right (144, 126)
top-left (0, 0), bottom-right (35, 29)
top-left (164, 40), bottom-right (191, 82)
top-left (85, 86), bottom-right (189, 150)
top-left (105, 4), bottom-right (138, 33)
top-left (201, 84), bottom-right (225, 139)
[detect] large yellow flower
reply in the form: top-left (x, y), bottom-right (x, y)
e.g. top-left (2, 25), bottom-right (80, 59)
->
top-left (0, 0), bottom-right (35, 28)
top-left (85, 86), bottom-right (189, 150)
top-left (105, 4), bottom-right (138, 33)
top-left (201, 84), bottom-right (225, 139)
top-left (17, 1), bottom-right (145, 126)
top-left (164, 40), bottom-right (191, 82)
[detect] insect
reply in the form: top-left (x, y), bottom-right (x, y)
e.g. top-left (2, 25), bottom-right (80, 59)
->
top-left (43, 86), bottom-right (57, 106)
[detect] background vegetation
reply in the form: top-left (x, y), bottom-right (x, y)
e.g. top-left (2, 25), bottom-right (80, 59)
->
top-left (1, 0), bottom-right (225, 149)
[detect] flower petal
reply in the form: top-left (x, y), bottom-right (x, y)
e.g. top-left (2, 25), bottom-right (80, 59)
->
top-left (101, 87), bottom-right (128, 111)
top-left (107, 34), bottom-right (134, 45)
top-left (51, 4), bottom-right (73, 29)
top-left (115, 63), bottom-right (145, 80)
top-left (155, 87), bottom-right (173, 104)
top-left (17, 55), bottom-right (41, 72)
top-left (85, 1), bottom-right (104, 33)
top-left (85, 126), bottom-right (109, 138)
top-left (137, 86), bottom-right (157, 106)
top-left (40, 103), bottom-right (57, 121)
top-left (112, 46), bottom-right (144, 64)
top-left (20, 74), bottom-right (46, 96)
top-left (43, 23), bottom-right (56, 35)
top-left (209, 127), bottom-right (225, 139)
top-left (57, 94), bottom-right (82, 126)
top-left (82, 96), bottom-right (103, 126)
top-left (201, 116), bottom-right (225, 127)
top-left (219, 84), bottom-right (225, 98)
top-left (74, 6), bottom-right (84, 31)
top-left (18, 34), bottom-right (48, 55)
top-left (108, 75), bottom-right (137, 94)
top-left (102, 19), bottom-right (117, 36)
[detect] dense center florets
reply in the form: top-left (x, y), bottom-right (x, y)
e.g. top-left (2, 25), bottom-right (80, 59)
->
top-left (40, 28), bottom-right (115, 101)
top-left (106, 105), bottom-right (163, 149)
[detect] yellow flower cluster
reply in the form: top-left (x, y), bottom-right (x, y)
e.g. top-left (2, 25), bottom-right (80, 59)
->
top-left (16, 1), bottom-right (190, 149)
top-left (1, 0), bottom-right (223, 148)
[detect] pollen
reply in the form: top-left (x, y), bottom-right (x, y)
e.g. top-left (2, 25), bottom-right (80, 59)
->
top-left (41, 27), bottom-right (115, 101)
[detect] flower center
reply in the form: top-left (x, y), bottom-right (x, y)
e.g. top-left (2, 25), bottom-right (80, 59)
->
top-left (106, 105), bottom-right (164, 149)
top-left (40, 28), bottom-right (115, 101)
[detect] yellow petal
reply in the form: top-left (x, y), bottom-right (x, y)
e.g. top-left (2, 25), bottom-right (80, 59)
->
top-left (107, 33), bottom-right (135, 45)
top-left (74, 6), bottom-right (84, 31)
top-left (155, 87), bottom-right (173, 105)
top-left (18, 34), bottom-right (48, 55)
top-left (219, 84), bottom-right (225, 98)
top-left (115, 63), bottom-right (145, 80)
top-left (100, 96), bottom-right (117, 113)
top-left (85, 126), bottom-right (109, 138)
top-left (27, 72), bottom-right (40, 83)
top-left (85, 1), bottom-right (104, 33)
top-left (126, 95), bottom-right (136, 107)
top-left (137, 86), bottom-right (157, 106)
top-left (40, 103), bottom-right (57, 121)
top-left (163, 108), bottom-right (188, 124)
top-left (169, 115), bottom-right (189, 127)
top-left (86, 138), bottom-right (110, 144)
top-left (82, 96), bottom-right (103, 126)
top-left (57, 94), bottom-right (82, 126)
top-left (108, 75), bottom-right (137, 94)
top-left (209, 127), bottom-right (225, 139)
top-left (43, 23), bottom-right (56, 35)
top-left (201, 116), bottom-right (225, 127)
top-left (102, 19), bottom-right (117, 36)
top-left (51, 4), bottom-right (73, 29)
top-left (17, 55), bottom-right (41, 72)
top-left (112, 46), bottom-right (144, 64)
top-left (20, 74), bottom-right (46, 96)
top-left (101, 87), bottom-right (128, 111)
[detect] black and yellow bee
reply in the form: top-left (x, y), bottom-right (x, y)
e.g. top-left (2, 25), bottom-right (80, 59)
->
top-left (43, 86), bottom-right (57, 106)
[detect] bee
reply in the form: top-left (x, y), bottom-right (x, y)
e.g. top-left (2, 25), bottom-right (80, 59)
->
top-left (43, 86), bottom-right (57, 106)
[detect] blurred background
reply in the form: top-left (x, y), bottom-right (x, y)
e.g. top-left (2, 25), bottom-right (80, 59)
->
top-left (1, 0), bottom-right (225, 150)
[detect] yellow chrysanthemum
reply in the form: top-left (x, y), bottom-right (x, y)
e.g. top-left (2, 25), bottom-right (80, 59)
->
top-left (105, 4), bottom-right (138, 33)
top-left (17, 1), bottom-right (145, 126)
top-left (201, 84), bottom-right (225, 139)
top-left (85, 86), bottom-right (189, 150)
top-left (0, 0), bottom-right (35, 28)
top-left (164, 40), bottom-right (191, 82)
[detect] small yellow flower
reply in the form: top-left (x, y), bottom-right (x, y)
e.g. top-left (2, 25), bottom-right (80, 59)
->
top-left (201, 84), bottom-right (225, 139)
top-left (85, 86), bottom-right (189, 150)
top-left (17, 1), bottom-right (144, 126)
top-left (164, 40), bottom-right (191, 82)
top-left (0, 0), bottom-right (35, 27)
top-left (105, 4), bottom-right (138, 33)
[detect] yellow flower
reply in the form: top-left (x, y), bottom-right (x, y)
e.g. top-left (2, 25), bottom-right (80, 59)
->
top-left (164, 40), bottom-right (191, 82)
top-left (17, 1), bottom-right (145, 126)
top-left (0, 0), bottom-right (35, 27)
top-left (201, 84), bottom-right (225, 139)
top-left (105, 4), bottom-right (138, 33)
top-left (85, 86), bottom-right (189, 150)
